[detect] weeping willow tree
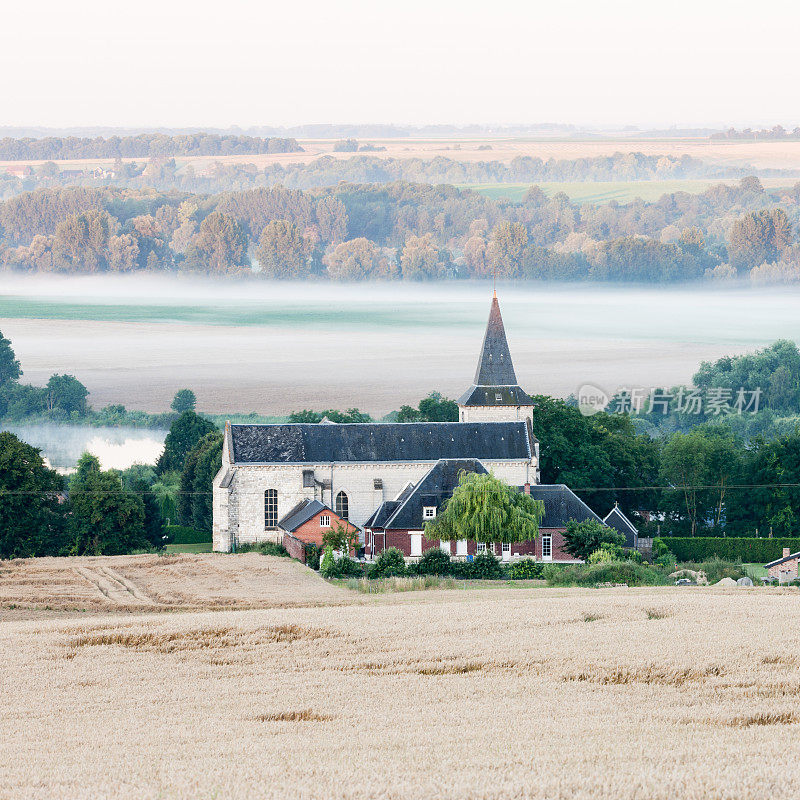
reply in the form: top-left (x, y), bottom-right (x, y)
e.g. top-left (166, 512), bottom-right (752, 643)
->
top-left (424, 471), bottom-right (544, 543)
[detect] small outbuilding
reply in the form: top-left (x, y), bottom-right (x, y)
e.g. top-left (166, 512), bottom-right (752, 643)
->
top-left (764, 548), bottom-right (800, 583)
top-left (602, 503), bottom-right (639, 549)
top-left (278, 499), bottom-right (358, 563)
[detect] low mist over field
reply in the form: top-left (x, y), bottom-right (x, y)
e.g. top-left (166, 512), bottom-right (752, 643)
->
top-left (2, 273), bottom-right (800, 415)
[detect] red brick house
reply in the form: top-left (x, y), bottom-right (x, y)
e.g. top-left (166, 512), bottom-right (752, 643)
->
top-left (765, 548), bottom-right (800, 583)
top-left (278, 499), bottom-right (358, 563)
top-left (363, 458), bottom-right (598, 563)
top-left (5, 164), bottom-right (33, 178)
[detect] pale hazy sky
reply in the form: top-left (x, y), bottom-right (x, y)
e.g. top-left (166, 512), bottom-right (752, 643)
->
top-left (3, 0), bottom-right (799, 129)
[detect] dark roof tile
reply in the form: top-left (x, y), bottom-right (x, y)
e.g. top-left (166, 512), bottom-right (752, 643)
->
top-left (230, 422), bottom-right (531, 464)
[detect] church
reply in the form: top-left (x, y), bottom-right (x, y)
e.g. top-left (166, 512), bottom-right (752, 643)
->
top-left (212, 293), bottom-right (602, 562)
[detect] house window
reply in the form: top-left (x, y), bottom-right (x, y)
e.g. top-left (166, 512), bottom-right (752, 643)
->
top-left (335, 491), bottom-right (349, 521)
top-left (440, 541), bottom-right (451, 555)
top-left (477, 542), bottom-right (486, 554)
top-left (495, 393), bottom-right (502, 402)
top-left (456, 539), bottom-right (467, 556)
top-left (541, 535), bottom-right (552, 560)
top-left (264, 489), bottom-right (278, 529)
top-left (423, 506), bottom-right (436, 519)
top-left (320, 515), bottom-right (331, 527)
top-left (302, 470), bottom-right (314, 488)
top-left (410, 533), bottom-right (423, 557)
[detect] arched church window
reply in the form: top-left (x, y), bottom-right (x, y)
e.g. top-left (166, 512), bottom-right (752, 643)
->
top-left (335, 491), bottom-right (349, 521)
top-left (264, 489), bottom-right (278, 528)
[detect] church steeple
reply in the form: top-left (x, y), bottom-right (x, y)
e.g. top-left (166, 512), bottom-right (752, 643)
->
top-left (473, 292), bottom-right (518, 387)
top-left (458, 293), bottom-right (534, 422)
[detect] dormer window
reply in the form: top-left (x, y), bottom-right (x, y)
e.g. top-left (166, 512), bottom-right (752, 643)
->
top-left (495, 393), bottom-right (502, 401)
top-left (423, 506), bottom-right (436, 519)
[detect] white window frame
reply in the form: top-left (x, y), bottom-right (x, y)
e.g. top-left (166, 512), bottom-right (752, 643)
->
top-left (423, 506), bottom-right (436, 520)
top-left (476, 542), bottom-right (487, 554)
top-left (439, 540), bottom-right (451, 555)
top-left (456, 539), bottom-right (467, 556)
top-left (541, 535), bottom-right (552, 561)
top-left (264, 489), bottom-right (278, 529)
top-left (319, 515), bottom-right (331, 527)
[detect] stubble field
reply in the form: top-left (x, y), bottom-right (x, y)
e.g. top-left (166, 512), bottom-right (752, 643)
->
top-left (2, 554), bottom-right (800, 799)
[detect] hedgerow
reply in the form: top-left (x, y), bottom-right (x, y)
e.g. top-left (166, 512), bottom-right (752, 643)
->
top-left (661, 537), bottom-right (800, 563)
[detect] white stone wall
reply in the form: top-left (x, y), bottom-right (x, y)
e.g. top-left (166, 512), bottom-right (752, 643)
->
top-left (459, 404), bottom-right (534, 427)
top-left (212, 457), bottom-right (536, 552)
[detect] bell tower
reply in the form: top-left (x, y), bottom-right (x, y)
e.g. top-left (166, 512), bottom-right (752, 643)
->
top-left (458, 292), bottom-right (534, 425)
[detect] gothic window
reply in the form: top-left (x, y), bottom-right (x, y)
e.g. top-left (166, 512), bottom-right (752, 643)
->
top-left (335, 491), bottom-right (349, 521)
top-left (264, 489), bottom-right (278, 528)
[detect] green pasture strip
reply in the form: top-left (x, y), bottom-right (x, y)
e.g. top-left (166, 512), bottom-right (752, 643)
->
top-left (0, 297), bottom-right (471, 328)
top-left (164, 542), bottom-right (212, 554)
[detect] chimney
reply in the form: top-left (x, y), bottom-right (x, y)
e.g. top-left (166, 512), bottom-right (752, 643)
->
top-left (784, 548), bottom-right (791, 558)
top-left (523, 482), bottom-right (531, 495)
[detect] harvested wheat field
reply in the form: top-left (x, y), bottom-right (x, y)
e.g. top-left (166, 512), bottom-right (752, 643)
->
top-left (0, 552), bottom-right (345, 617)
top-left (3, 556), bottom-right (800, 799)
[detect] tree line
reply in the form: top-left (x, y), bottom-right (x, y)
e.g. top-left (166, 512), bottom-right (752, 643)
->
top-left (2, 177), bottom-right (800, 281)
top-left (3, 152), bottom-right (780, 201)
top-left (0, 134), bottom-right (302, 161)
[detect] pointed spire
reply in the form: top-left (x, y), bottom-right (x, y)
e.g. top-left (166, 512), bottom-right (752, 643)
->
top-left (474, 295), bottom-right (518, 386)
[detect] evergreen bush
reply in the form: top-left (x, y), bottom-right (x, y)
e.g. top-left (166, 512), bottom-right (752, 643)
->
top-left (506, 559), bottom-right (543, 579)
top-left (416, 548), bottom-right (452, 576)
top-left (368, 547), bottom-right (406, 578)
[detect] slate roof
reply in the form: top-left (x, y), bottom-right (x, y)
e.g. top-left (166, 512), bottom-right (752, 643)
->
top-left (527, 484), bottom-right (603, 529)
top-left (229, 422), bottom-right (532, 464)
top-left (278, 499), bottom-right (331, 532)
top-left (458, 294), bottom-right (534, 407)
top-left (368, 474), bottom-right (603, 533)
top-left (379, 459), bottom-right (489, 530)
top-left (603, 504), bottom-right (639, 548)
top-left (765, 551), bottom-right (800, 568)
top-left (458, 384), bottom-right (535, 407)
top-left (475, 295), bottom-right (518, 385)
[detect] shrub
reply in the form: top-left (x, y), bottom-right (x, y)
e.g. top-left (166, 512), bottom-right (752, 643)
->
top-left (236, 541), bottom-right (289, 556)
top-left (588, 545), bottom-right (623, 565)
top-left (305, 543), bottom-right (321, 571)
top-left (676, 557), bottom-right (745, 584)
top-left (506, 559), bottom-right (543, 579)
top-left (416, 548), bottom-right (452, 576)
top-left (545, 562), bottom-right (670, 588)
top-left (662, 537), bottom-right (800, 563)
top-left (563, 519), bottom-right (625, 561)
top-left (327, 557), bottom-right (366, 578)
top-left (655, 553), bottom-right (677, 569)
top-left (368, 547), bottom-right (406, 578)
top-left (470, 552), bottom-right (504, 579)
top-left (164, 525), bottom-right (209, 545)
top-left (626, 549), bottom-right (644, 564)
top-left (320, 545), bottom-right (335, 577)
top-left (541, 563), bottom-right (565, 583)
